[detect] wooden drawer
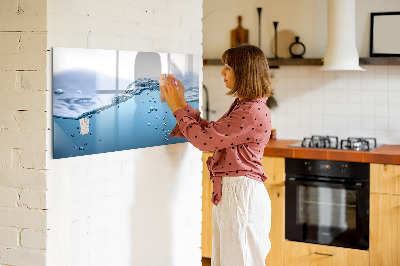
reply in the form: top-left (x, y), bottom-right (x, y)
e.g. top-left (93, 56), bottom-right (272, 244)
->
top-left (284, 241), bottom-right (369, 266)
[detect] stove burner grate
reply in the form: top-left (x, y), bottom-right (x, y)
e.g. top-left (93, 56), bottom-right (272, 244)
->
top-left (340, 137), bottom-right (377, 151)
top-left (301, 135), bottom-right (339, 149)
top-left (298, 136), bottom-right (378, 151)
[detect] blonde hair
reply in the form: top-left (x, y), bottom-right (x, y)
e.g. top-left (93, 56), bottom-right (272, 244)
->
top-left (221, 44), bottom-right (273, 99)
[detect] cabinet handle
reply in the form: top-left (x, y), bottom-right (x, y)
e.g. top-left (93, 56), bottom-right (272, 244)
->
top-left (314, 252), bottom-right (335, 257)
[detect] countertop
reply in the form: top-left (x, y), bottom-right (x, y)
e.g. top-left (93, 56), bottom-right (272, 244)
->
top-left (263, 139), bottom-right (400, 165)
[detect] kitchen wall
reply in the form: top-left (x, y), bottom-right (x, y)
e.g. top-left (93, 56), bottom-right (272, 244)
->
top-left (1, 0), bottom-right (204, 265)
top-left (46, 0), bottom-right (203, 265)
top-left (203, 0), bottom-right (400, 144)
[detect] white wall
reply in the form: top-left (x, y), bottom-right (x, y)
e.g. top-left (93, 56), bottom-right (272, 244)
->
top-left (46, 0), bottom-right (203, 266)
top-left (204, 64), bottom-right (400, 145)
top-left (203, 0), bottom-right (400, 145)
top-left (0, 0), bottom-right (48, 265)
top-left (203, 0), bottom-right (400, 58)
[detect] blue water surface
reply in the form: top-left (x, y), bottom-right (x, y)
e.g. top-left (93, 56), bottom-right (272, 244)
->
top-left (53, 76), bottom-right (199, 159)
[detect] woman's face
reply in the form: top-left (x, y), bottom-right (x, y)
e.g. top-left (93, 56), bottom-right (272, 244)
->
top-left (220, 64), bottom-right (235, 89)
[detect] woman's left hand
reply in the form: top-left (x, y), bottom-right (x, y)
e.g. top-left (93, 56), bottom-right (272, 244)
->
top-left (161, 77), bottom-right (185, 113)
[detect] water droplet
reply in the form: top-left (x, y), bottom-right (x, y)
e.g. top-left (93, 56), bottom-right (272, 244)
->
top-left (163, 123), bottom-right (167, 126)
top-left (155, 116), bottom-right (159, 119)
top-left (154, 127), bottom-right (158, 130)
top-left (74, 146), bottom-right (77, 149)
top-left (54, 89), bottom-right (64, 94)
top-left (89, 115), bottom-right (92, 118)
top-left (154, 107), bottom-right (158, 111)
top-left (98, 138), bottom-right (102, 142)
top-left (89, 133), bottom-right (92, 135)
top-left (71, 134), bottom-right (74, 137)
top-left (147, 123), bottom-right (151, 126)
top-left (77, 127), bottom-right (79, 129)
top-left (79, 146), bottom-right (85, 151)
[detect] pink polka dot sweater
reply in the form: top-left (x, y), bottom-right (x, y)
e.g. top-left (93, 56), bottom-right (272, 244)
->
top-left (169, 97), bottom-right (272, 206)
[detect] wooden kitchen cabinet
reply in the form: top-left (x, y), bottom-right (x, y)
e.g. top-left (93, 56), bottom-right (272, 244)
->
top-left (284, 241), bottom-right (369, 266)
top-left (201, 154), bottom-right (286, 266)
top-left (370, 193), bottom-right (400, 266)
top-left (262, 156), bottom-right (285, 266)
top-left (202, 152), bottom-right (213, 258)
top-left (261, 156), bottom-right (285, 186)
top-left (264, 184), bottom-right (285, 266)
top-left (370, 163), bottom-right (400, 195)
top-left (370, 163), bottom-right (400, 266)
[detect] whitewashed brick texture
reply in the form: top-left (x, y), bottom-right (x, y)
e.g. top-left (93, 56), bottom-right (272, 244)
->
top-left (0, 0), bottom-right (48, 265)
top-left (46, 0), bottom-right (203, 266)
top-left (0, 227), bottom-right (19, 247)
top-left (21, 229), bottom-right (47, 250)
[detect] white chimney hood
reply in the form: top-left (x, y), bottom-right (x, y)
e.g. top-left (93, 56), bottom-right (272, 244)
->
top-left (320, 0), bottom-right (365, 71)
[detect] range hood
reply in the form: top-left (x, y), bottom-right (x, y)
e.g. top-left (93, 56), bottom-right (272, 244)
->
top-left (320, 0), bottom-right (365, 71)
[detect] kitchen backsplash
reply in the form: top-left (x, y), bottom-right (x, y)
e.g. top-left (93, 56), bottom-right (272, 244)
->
top-left (203, 65), bottom-right (400, 145)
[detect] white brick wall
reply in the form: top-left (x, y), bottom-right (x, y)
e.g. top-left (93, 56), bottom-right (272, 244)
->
top-left (0, 0), bottom-right (48, 265)
top-left (2, 0), bottom-right (203, 265)
top-left (46, 1), bottom-right (203, 266)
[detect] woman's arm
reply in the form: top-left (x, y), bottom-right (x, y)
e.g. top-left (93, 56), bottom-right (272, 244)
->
top-left (172, 106), bottom-right (257, 152)
top-left (162, 77), bottom-right (210, 137)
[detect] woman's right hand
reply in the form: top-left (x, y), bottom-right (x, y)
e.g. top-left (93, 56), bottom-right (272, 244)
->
top-left (169, 77), bottom-right (187, 108)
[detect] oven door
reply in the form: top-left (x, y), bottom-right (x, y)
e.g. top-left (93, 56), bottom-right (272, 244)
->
top-left (285, 177), bottom-right (369, 250)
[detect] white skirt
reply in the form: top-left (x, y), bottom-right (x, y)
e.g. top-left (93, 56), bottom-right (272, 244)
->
top-left (212, 176), bottom-right (271, 266)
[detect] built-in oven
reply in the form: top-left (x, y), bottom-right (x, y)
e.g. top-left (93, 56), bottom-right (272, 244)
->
top-left (285, 158), bottom-right (370, 250)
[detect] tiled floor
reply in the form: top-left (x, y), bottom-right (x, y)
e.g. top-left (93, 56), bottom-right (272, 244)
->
top-left (202, 257), bottom-right (211, 266)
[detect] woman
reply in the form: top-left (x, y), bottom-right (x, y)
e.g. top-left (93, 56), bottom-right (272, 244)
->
top-left (161, 44), bottom-right (273, 266)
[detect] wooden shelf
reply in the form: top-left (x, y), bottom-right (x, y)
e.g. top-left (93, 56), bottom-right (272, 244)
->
top-left (203, 57), bottom-right (400, 67)
top-left (268, 58), bottom-right (323, 67)
top-left (359, 57), bottom-right (400, 65)
top-left (203, 58), bottom-right (323, 67)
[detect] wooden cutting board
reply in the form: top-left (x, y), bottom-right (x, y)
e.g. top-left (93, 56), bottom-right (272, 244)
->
top-left (231, 16), bottom-right (249, 48)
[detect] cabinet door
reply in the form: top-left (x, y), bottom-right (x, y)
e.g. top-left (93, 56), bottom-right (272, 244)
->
top-left (262, 156), bottom-right (285, 186)
top-left (370, 193), bottom-right (400, 266)
top-left (264, 184), bottom-right (285, 266)
top-left (284, 241), bottom-right (369, 266)
top-left (202, 152), bottom-right (213, 258)
top-left (370, 163), bottom-right (400, 195)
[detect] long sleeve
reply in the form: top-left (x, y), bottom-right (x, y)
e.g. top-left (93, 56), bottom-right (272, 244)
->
top-left (169, 104), bottom-right (210, 137)
top-left (171, 105), bottom-right (257, 152)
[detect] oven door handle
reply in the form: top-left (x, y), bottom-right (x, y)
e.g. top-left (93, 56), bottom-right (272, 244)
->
top-left (286, 177), bottom-right (364, 189)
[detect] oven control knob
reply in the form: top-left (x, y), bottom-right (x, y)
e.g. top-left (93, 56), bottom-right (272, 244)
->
top-left (340, 164), bottom-right (347, 174)
top-left (305, 162), bottom-right (312, 171)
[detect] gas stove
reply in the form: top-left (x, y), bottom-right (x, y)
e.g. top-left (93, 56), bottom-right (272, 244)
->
top-left (289, 135), bottom-right (381, 151)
